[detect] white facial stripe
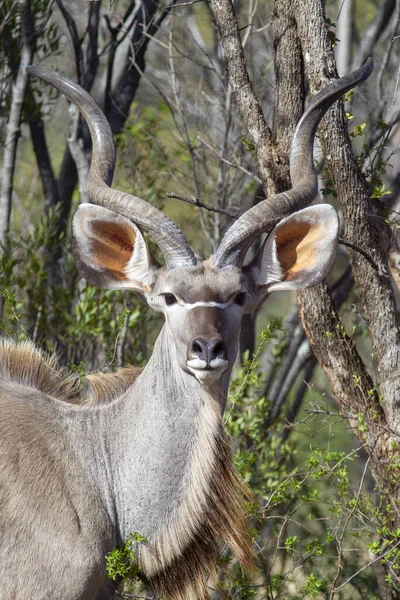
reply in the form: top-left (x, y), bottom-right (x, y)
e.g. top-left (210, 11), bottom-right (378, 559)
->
top-left (178, 300), bottom-right (231, 310)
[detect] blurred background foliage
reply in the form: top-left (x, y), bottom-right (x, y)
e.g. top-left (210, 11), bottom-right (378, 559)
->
top-left (1, 0), bottom-right (400, 598)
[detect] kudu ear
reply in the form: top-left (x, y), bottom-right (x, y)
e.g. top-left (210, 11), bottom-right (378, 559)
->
top-left (72, 204), bottom-right (158, 293)
top-left (249, 204), bottom-right (339, 300)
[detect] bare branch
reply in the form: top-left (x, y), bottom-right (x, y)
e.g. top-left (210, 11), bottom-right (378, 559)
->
top-left (338, 238), bottom-right (381, 272)
top-left (0, 0), bottom-right (36, 248)
top-left (82, 0), bottom-right (100, 91)
top-left (54, 0), bottom-right (83, 84)
top-left (27, 92), bottom-right (60, 215)
top-left (335, 0), bottom-right (354, 76)
top-left (376, 1), bottom-right (400, 103)
top-left (0, 0), bottom-right (17, 39)
top-left (198, 136), bottom-right (261, 183)
top-left (108, 0), bottom-right (172, 133)
top-left (352, 0), bottom-right (396, 70)
top-left (209, 0), bottom-right (276, 193)
top-left (67, 106), bottom-right (89, 204)
top-left (166, 192), bottom-right (238, 219)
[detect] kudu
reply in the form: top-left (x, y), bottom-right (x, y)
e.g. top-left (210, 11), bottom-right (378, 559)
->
top-left (0, 59), bottom-right (372, 599)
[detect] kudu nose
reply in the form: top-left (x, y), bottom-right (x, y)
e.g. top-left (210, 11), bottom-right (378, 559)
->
top-left (191, 338), bottom-right (227, 367)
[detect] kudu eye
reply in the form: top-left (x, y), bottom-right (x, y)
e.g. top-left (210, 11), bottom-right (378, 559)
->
top-left (234, 292), bottom-right (246, 306)
top-left (164, 293), bottom-right (177, 306)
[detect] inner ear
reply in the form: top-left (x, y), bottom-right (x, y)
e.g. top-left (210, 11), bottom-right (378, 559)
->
top-left (275, 221), bottom-right (319, 276)
top-left (72, 204), bottom-right (157, 292)
top-left (250, 204), bottom-right (339, 293)
top-left (90, 219), bottom-right (136, 277)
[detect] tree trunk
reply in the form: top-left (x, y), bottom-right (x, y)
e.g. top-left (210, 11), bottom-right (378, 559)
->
top-left (293, 0), bottom-right (400, 437)
top-left (0, 0), bottom-right (35, 248)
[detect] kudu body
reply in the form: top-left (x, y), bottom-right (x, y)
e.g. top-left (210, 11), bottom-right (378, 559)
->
top-left (0, 60), bottom-right (372, 599)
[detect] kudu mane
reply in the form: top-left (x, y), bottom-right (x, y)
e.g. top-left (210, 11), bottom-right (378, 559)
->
top-left (140, 386), bottom-right (254, 599)
top-left (0, 338), bottom-right (141, 404)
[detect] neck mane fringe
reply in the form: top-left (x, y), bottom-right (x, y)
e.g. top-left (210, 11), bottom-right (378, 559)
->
top-left (0, 338), bottom-right (141, 404)
top-left (139, 393), bottom-right (255, 600)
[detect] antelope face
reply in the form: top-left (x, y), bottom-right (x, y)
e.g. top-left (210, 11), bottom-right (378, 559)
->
top-left (148, 264), bottom-right (247, 383)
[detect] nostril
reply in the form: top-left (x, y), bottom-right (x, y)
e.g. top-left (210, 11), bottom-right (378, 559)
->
top-left (190, 338), bottom-right (227, 367)
top-left (209, 339), bottom-right (227, 362)
top-left (212, 341), bottom-right (225, 358)
top-left (192, 340), bottom-right (203, 356)
top-left (191, 338), bottom-right (208, 360)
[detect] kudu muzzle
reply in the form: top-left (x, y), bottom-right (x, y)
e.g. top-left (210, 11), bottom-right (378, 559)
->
top-left (186, 306), bottom-right (230, 382)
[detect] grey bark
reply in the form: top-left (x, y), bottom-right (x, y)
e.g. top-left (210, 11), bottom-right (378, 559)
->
top-left (0, 0), bottom-right (35, 248)
top-left (293, 0), bottom-right (400, 436)
top-left (273, 0), bottom-right (304, 190)
top-left (336, 0), bottom-right (353, 75)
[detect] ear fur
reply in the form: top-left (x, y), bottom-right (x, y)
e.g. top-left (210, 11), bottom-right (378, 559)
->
top-left (72, 204), bottom-right (157, 293)
top-left (250, 204), bottom-right (339, 292)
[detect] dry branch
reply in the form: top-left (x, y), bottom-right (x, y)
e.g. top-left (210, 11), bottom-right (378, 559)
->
top-left (209, 0), bottom-right (278, 194)
top-left (0, 0), bottom-right (36, 248)
top-left (166, 192), bottom-right (238, 218)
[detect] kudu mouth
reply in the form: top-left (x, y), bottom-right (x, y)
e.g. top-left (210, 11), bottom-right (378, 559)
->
top-left (187, 337), bottom-right (229, 383)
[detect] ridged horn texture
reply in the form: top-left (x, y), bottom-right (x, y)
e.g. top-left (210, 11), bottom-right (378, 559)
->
top-left (213, 58), bottom-right (374, 269)
top-left (26, 65), bottom-right (197, 270)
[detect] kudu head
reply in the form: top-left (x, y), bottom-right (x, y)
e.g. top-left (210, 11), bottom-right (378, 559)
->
top-left (28, 60), bottom-right (373, 388)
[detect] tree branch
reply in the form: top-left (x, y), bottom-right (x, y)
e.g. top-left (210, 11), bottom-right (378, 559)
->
top-left (27, 91), bottom-right (60, 215)
top-left (209, 0), bottom-right (277, 194)
top-left (108, 0), bottom-right (167, 133)
top-left (54, 0), bottom-right (83, 84)
top-left (0, 0), bottom-right (36, 248)
top-left (273, 0), bottom-right (304, 190)
top-left (82, 0), bottom-right (100, 91)
top-left (166, 192), bottom-right (238, 218)
top-left (352, 0), bottom-right (396, 70)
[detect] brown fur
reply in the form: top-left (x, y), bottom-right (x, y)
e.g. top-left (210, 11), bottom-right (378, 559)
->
top-left (146, 421), bottom-right (255, 599)
top-left (0, 339), bottom-right (82, 403)
top-left (0, 338), bottom-right (141, 404)
top-left (86, 367), bottom-right (143, 402)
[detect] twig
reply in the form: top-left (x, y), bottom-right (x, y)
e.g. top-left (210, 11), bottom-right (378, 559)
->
top-left (0, 1), bottom-right (17, 38)
top-left (166, 192), bottom-right (237, 218)
top-left (333, 538), bottom-right (400, 592)
top-left (167, 0), bottom-right (204, 7)
top-left (339, 237), bottom-right (381, 272)
top-left (329, 449), bottom-right (374, 599)
top-left (54, 0), bottom-right (83, 84)
top-left (198, 136), bottom-right (261, 183)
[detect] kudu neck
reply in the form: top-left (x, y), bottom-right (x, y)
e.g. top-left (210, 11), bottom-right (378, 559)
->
top-left (60, 324), bottom-right (231, 546)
